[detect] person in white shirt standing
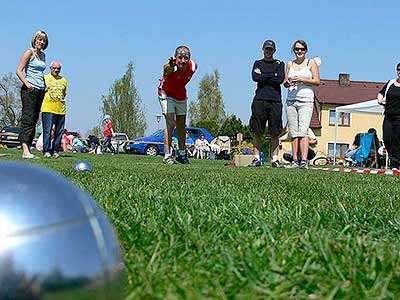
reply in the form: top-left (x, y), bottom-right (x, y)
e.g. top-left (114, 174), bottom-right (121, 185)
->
top-left (284, 40), bottom-right (320, 169)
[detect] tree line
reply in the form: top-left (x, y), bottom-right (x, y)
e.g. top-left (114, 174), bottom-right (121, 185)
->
top-left (0, 63), bottom-right (264, 146)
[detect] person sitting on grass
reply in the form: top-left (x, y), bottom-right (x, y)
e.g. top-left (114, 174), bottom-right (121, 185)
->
top-left (61, 129), bottom-right (72, 152)
top-left (283, 128), bottom-right (317, 164)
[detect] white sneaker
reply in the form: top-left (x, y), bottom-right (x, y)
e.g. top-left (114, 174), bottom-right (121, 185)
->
top-left (44, 152), bottom-right (51, 158)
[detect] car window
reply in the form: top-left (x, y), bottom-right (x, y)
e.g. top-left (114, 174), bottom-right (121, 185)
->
top-left (187, 129), bottom-right (200, 140)
top-left (114, 135), bottom-right (127, 140)
top-left (151, 130), bottom-right (164, 137)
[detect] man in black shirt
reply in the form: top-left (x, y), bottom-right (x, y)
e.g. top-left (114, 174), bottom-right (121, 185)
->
top-left (248, 40), bottom-right (285, 167)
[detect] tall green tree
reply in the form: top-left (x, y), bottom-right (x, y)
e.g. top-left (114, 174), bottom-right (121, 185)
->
top-left (219, 115), bottom-right (244, 138)
top-left (0, 73), bottom-right (22, 127)
top-left (189, 69), bottom-right (226, 127)
top-left (100, 62), bottom-right (147, 138)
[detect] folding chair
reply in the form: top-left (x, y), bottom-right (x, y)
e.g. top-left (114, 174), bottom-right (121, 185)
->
top-left (354, 133), bottom-right (374, 167)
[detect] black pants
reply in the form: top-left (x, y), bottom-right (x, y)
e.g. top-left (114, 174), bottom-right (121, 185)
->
top-left (18, 85), bottom-right (45, 146)
top-left (383, 115), bottom-right (400, 169)
top-left (104, 135), bottom-right (115, 153)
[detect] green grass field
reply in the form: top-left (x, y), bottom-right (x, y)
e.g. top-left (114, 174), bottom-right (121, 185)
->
top-left (2, 150), bottom-right (400, 299)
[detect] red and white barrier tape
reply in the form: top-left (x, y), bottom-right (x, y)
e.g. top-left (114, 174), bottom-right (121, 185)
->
top-left (310, 167), bottom-right (400, 176)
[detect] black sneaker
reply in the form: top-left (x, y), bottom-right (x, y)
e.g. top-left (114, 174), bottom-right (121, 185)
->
top-left (248, 157), bottom-right (261, 167)
top-left (299, 159), bottom-right (309, 169)
top-left (271, 160), bottom-right (282, 168)
top-left (176, 154), bottom-right (190, 164)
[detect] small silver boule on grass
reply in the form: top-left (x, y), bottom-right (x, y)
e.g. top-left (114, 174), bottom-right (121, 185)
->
top-left (74, 159), bottom-right (93, 172)
top-left (0, 162), bottom-right (126, 300)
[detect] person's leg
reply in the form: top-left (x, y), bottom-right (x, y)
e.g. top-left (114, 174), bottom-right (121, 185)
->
top-left (297, 102), bottom-right (313, 162)
top-left (390, 118), bottom-right (400, 169)
top-left (270, 134), bottom-right (279, 157)
top-left (176, 115), bottom-right (186, 151)
top-left (18, 87), bottom-right (44, 157)
top-left (253, 132), bottom-right (262, 156)
top-left (249, 99), bottom-right (266, 161)
top-left (268, 101), bottom-right (283, 165)
top-left (42, 112), bottom-right (53, 155)
top-left (291, 138), bottom-right (299, 161)
top-left (164, 113), bottom-right (175, 156)
top-left (30, 90), bottom-right (45, 146)
top-left (299, 137), bottom-right (309, 161)
top-left (106, 135), bottom-right (115, 153)
top-left (286, 101), bottom-right (300, 163)
top-left (175, 114), bottom-right (190, 164)
top-left (383, 116), bottom-right (394, 168)
top-left (174, 99), bottom-right (190, 164)
top-left (52, 114), bottom-right (65, 155)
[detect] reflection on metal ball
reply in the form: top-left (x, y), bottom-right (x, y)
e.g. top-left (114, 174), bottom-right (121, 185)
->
top-left (74, 160), bottom-right (93, 172)
top-left (0, 162), bottom-right (126, 300)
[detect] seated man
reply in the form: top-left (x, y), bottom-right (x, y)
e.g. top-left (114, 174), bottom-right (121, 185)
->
top-left (194, 134), bottom-right (210, 159)
top-left (344, 133), bottom-right (361, 163)
top-left (283, 128), bottom-right (318, 163)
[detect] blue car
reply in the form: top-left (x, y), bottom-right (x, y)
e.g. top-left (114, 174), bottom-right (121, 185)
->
top-left (126, 127), bottom-right (214, 156)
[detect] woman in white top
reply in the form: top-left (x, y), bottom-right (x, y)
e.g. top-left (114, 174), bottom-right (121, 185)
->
top-left (284, 40), bottom-right (320, 169)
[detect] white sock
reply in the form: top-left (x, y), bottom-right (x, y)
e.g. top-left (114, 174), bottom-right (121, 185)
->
top-left (254, 155), bottom-right (260, 160)
top-left (272, 155), bottom-right (278, 162)
top-left (165, 153), bottom-right (171, 158)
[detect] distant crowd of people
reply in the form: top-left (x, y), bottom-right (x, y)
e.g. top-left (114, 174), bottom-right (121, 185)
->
top-left (14, 31), bottom-right (400, 169)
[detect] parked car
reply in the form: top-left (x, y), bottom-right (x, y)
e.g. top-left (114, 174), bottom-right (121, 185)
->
top-left (125, 127), bottom-right (214, 156)
top-left (0, 126), bottom-right (21, 148)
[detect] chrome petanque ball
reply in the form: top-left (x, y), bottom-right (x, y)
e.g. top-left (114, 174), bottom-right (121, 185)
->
top-left (0, 162), bottom-right (126, 300)
top-left (74, 160), bottom-right (93, 172)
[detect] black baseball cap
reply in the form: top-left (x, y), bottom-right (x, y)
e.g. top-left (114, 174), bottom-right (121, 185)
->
top-left (263, 40), bottom-right (276, 49)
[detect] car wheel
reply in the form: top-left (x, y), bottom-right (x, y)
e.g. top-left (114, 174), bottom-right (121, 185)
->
top-left (145, 145), bottom-right (159, 156)
top-left (123, 143), bottom-right (131, 154)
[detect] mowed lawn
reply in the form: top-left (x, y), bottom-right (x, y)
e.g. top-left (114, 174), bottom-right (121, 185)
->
top-left (2, 149), bottom-right (400, 299)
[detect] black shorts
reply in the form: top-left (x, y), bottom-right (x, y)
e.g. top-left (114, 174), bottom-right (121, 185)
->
top-left (250, 99), bottom-right (282, 135)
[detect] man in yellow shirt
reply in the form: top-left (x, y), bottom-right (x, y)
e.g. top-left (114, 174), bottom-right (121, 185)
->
top-left (41, 61), bottom-right (67, 158)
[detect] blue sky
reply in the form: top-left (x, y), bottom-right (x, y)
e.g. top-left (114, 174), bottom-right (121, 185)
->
top-left (1, 1), bottom-right (398, 136)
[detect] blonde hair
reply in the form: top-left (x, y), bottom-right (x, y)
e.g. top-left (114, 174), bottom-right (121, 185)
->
top-left (31, 30), bottom-right (48, 50)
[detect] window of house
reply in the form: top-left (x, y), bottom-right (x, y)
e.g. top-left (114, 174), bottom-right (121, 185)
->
top-left (329, 110), bottom-right (350, 126)
top-left (328, 143), bottom-right (349, 159)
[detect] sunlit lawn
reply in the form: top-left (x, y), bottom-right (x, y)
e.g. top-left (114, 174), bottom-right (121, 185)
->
top-left (2, 148), bottom-right (400, 299)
